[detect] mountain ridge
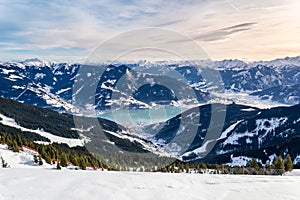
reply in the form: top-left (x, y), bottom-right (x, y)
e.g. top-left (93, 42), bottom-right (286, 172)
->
top-left (0, 96), bottom-right (300, 166)
top-left (1, 56), bottom-right (300, 114)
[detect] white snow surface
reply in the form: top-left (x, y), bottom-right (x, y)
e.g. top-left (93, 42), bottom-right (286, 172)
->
top-left (0, 113), bottom-right (89, 147)
top-left (0, 144), bottom-right (52, 169)
top-left (218, 120), bottom-right (243, 140)
top-left (226, 156), bottom-right (263, 167)
top-left (0, 68), bottom-right (15, 74)
top-left (180, 139), bottom-right (215, 160)
top-left (222, 117), bottom-right (288, 148)
top-left (293, 155), bottom-right (300, 165)
top-left (0, 169), bottom-right (300, 200)
top-left (56, 87), bottom-right (71, 95)
top-left (227, 156), bottom-right (253, 167)
top-left (1, 143), bottom-right (300, 200)
top-left (210, 91), bottom-right (288, 109)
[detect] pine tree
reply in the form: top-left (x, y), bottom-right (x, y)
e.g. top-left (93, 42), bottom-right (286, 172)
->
top-left (1, 156), bottom-right (8, 168)
top-left (22, 139), bottom-right (28, 147)
top-left (60, 153), bottom-right (68, 167)
top-left (177, 163), bottom-right (182, 173)
top-left (249, 159), bottom-right (260, 170)
top-left (161, 167), bottom-right (167, 173)
top-left (39, 146), bottom-right (51, 164)
top-left (56, 162), bottom-right (61, 170)
top-left (284, 154), bottom-right (293, 172)
top-left (39, 146), bottom-right (46, 157)
top-left (0, 132), bottom-right (7, 144)
top-left (200, 162), bottom-right (207, 169)
top-left (15, 134), bottom-right (23, 147)
top-left (44, 154), bottom-right (52, 164)
top-left (273, 156), bottom-right (284, 169)
top-left (12, 140), bottom-right (19, 152)
top-left (49, 149), bottom-right (57, 160)
top-left (33, 155), bottom-right (38, 164)
top-left (79, 157), bottom-right (87, 170)
top-left (185, 163), bottom-right (190, 173)
top-left (47, 145), bottom-right (57, 159)
top-left (170, 164), bottom-right (175, 173)
top-left (6, 134), bottom-right (13, 147)
top-left (38, 155), bottom-right (43, 165)
top-left (71, 155), bottom-right (79, 167)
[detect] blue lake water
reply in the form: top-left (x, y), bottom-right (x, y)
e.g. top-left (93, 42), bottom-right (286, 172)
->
top-left (97, 106), bottom-right (186, 125)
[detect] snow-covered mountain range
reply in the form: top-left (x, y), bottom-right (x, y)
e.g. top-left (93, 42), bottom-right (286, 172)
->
top-left (144, 103), bottom-right (300, 165)
top-left (1, 57), bottom-right (300, 166)
top-left (1, 57), bottom-right (300, 114)
top-left (1, 96), bottom-right (300, 166)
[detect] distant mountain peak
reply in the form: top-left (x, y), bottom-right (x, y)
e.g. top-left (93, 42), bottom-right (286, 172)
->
top-left (20, 58), bottom-right (50, 67)
top-left (23, 58), bottom-right (43, 62)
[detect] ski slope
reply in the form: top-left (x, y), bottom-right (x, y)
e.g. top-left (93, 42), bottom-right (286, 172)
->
top-left (0, 145), bottom-right (300, 200)
top-left (0, 144), bottom-right (52, 169)
top-left (0, 169), bottom-right (300, 200)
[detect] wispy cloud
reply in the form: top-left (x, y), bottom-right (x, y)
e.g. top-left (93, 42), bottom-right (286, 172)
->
top-left (154, 19), bottom-right (187, 27)
top-left (193, 22), bottom-right (258, 42)
top-left (0, 0), bottom-right (299, 61)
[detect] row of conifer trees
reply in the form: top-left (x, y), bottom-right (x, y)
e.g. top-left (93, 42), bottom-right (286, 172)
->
top-left (0, 132), bottom-right (294, 173)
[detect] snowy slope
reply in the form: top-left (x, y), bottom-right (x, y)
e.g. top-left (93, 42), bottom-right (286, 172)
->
top-left (0, 113), bottom-right (89, 147)
top-left (0, 144), bottom-right (52, 168)
top-left (0, 97), bottom-right (172, 160)
top-left (148, 103), bottom-right (300, 164)
top-left (0, 169), bottom-right (300, 200)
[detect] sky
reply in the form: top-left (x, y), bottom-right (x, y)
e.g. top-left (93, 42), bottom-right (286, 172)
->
top-left (0, 0), bottom-right (300, 62)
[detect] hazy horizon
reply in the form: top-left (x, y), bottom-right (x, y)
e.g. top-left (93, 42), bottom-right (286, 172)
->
top-left (1, 55), bottom-right (300, 64)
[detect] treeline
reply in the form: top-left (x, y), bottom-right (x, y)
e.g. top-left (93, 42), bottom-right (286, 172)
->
top-left (157, 156), bottom-right (293, 175)
top-left (0, 132), bottom-right (107, 170)
top-left (0, 97), bottom-right (78, 139)
top-left (0, 131), bottom-right (295, 174)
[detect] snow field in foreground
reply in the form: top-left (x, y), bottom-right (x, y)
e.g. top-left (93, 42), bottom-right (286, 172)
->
top-left (0, 169), bottom-right (300, 200)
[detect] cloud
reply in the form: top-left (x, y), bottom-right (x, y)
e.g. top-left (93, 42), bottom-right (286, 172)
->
top-left (221, 23), bottom-right (258, 31)
top-left (154, 19), bottom-right (187, 27)
top-left (167, 22), bottom-right (258, 44)
top-left (0, 0), bottom-right (192, 53)
top-left (193, 22), bottom-right (258, 42)
top-left (0, 0), bottom-right (299, 61)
